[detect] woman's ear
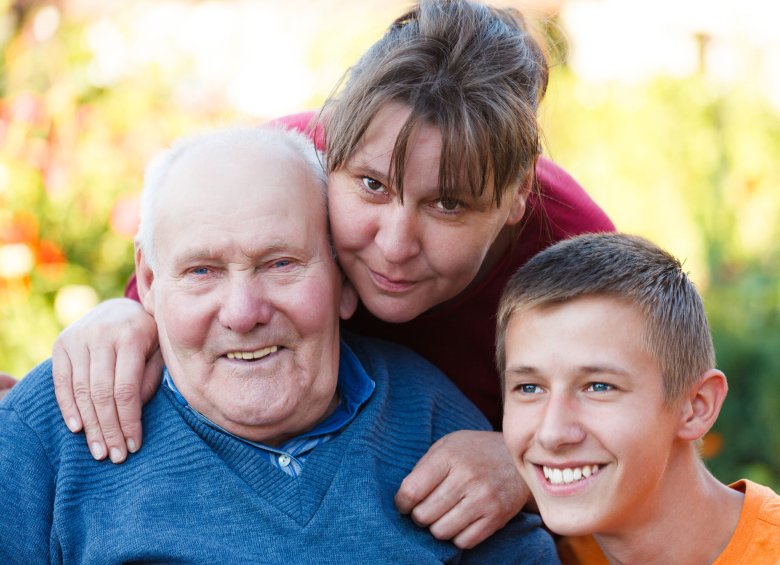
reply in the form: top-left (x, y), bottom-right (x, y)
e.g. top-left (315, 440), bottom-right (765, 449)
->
top-left (676, 369), bottom-right (728, 442)
top-left (504, 171), bottom-right (533, 227)
top-left (135, 243), bottom-right (156, 316)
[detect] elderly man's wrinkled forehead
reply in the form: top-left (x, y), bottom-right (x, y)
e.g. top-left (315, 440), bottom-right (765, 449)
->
top-left (138, 127), bottom-right (329, 269)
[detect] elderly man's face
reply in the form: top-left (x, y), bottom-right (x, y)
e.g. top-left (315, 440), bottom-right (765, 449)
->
top-left (136, 136), bottom-right (356, 444)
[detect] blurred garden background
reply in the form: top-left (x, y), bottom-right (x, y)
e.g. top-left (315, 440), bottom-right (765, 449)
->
top-left (1, 0), bottom-right (778, 488)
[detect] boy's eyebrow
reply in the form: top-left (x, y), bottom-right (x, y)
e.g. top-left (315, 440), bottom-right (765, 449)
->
top-left (504, 366), bottom-right (537, 376)
top-left (578, 365), bottom-right (633, 378)
top-left (503, 364), bottom-right (634, 378)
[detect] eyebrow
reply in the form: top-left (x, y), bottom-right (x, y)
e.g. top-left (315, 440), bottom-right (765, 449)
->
top-left (347, 158), bottom-right (390, 183)
top-left (504, 366), bottom-right (537, 376)
top-left (173, 241), bottom-right (307, 266)
top-left (504, 364), bottom-right (633, 378)
top-left (350, 157), bottom-right (480, 204)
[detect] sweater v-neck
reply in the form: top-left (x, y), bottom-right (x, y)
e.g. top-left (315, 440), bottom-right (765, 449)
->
top-left (166, 386), bottom-right (353, 527)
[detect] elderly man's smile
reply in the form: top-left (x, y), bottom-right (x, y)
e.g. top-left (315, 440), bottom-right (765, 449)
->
top-left (225, 346), bottom-right (280, 361)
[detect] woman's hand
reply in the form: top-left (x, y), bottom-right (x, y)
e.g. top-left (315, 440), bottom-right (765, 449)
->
top-left (395, 429), bottom-right (530, 549)
top-left (52, 298), bottom-right (163, 463)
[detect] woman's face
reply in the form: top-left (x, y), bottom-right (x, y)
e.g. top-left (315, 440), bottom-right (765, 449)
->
top-left (328, 102), bottom-right (527, 323)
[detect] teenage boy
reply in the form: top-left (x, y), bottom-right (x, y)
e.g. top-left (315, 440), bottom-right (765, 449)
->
top-left (497, 232), bottom-right (780, 564)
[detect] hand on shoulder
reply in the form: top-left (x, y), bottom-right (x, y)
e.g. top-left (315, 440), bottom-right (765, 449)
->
top-left (395, 429), bottom-right (531, 549)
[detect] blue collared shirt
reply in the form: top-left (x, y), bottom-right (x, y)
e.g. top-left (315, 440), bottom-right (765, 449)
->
top-left (163, 338), bottom-right (375, 478)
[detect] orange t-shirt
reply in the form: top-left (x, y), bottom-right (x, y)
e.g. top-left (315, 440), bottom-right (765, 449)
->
top-left (713, 479), bottom-right (780, 564)
top-left (557, 534), bottom-right (607, 565)
top-left (556, 479), bottom-right (780, 564)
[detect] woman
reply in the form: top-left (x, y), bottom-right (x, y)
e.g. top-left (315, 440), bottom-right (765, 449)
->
top-left (49, 0), bottom-right (613, 549)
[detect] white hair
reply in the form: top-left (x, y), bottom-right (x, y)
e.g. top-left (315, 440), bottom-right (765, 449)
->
top-left (136, 125), bottom-right (326, 272)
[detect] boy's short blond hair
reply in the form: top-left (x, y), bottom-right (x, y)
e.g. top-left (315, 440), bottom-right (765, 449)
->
top-left (496, 233), bottom-right (715, 404)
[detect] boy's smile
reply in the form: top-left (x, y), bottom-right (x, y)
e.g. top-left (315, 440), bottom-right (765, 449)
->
top-left (502, 295), bottom-right (685, 537)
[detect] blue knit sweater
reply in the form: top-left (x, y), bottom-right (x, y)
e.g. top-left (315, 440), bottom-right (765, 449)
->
top-left (0, 334), bottom-right (556, 564)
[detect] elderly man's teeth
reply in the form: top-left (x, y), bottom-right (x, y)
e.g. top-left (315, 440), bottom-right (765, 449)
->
top-left (543, 465), bottom-right (600, 485)
top-left (226, 346), bottom-right (278, 360)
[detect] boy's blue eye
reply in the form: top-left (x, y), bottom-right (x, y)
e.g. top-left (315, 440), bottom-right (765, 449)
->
top-left (520, 384), bottom-right (542, 394)
top-left (588, 382), bottom-right (613, 393)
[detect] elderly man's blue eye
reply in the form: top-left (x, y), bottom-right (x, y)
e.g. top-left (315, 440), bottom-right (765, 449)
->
top-left (272, 259), bottom-right (291, 268)
top-left (192, 267), bottom-right (210, 275)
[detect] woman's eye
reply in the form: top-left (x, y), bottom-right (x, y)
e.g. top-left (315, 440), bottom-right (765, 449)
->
top-left (436, 197), bottom-right (464, 212)
top-left (587, 382), bottom-right (613, 393)
top-left (361, 176), bottom-right (386, 193)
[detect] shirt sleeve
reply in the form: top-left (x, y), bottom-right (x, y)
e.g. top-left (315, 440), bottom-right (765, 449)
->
top-left (0, 406), bottom-right (56, 564)
top-left (534, 156), bottom-right (616, 237)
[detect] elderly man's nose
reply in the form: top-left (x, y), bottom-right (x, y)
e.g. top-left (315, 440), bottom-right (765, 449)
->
top-left (218, 281), bottom-right (273, 333)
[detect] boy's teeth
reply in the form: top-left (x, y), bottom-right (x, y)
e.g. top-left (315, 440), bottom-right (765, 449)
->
top-left (582, 466), bottom-right (592, 478)
top-left (543, 465), bottom-right (600, 485)
top-left (227, 346), bottom-right (278, 360)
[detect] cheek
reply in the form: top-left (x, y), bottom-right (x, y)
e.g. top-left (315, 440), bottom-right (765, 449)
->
top-left (502, 406), bottom-right (533, 453)
top-left (157, 293), bottom-right (214, 350)
top-left (283, 278), bottom-right (342, 338)
top-left (426, 235), bottom-right (488, 280)
top-left (328, 183), bottom-right (370, 252)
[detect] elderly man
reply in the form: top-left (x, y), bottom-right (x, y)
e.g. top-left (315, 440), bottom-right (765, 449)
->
top-left (0, 127), bottom-right (554, 563)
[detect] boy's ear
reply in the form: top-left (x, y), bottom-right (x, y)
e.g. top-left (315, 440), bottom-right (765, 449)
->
top-left (135, 243), bottom-right (156, 316)
top-left (676, 369), bottom-right (728, 442)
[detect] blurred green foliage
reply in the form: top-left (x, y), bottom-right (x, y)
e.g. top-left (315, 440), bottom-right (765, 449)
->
top-left (1, 2), bottom-right (778, 489)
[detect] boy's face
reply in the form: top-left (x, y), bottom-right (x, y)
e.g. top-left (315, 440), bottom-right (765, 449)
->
top-left (502, 295), bottom-right (684, 537)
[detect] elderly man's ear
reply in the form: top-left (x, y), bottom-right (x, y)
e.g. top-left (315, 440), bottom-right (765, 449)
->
top-left (339, 277), bottom-right (358, 321)
top-left (135, 244), bottom-right (156, 316)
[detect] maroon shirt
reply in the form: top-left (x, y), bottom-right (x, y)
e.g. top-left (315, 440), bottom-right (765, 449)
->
top-left (127, 112), bottom-right (615, 428)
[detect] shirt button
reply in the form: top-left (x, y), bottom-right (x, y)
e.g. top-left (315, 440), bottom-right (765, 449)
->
top-left (278, 454), bottom-right (291, 467)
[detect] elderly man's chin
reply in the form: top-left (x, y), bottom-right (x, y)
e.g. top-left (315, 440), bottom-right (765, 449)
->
top-left (178, 346), bottom-right (337, 442)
